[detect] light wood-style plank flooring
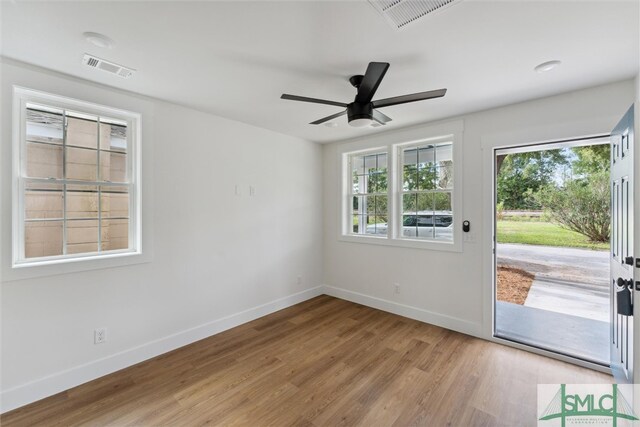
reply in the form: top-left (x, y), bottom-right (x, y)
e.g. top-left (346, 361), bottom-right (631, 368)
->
top-left (1, 295), bottom-right (611, 426)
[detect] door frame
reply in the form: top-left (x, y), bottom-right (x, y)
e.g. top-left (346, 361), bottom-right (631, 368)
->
top-left (480, 130), bottom-right (613, 373)
top-left (493, 136), bottom-right (611, 366)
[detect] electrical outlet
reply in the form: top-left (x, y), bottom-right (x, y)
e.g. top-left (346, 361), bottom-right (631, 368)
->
top-left (297, 275), bottom-right (302, 285)
top-left (94, 328), bottom-right (107, 344)
top-left (394, 283), bottom-right (401, 294)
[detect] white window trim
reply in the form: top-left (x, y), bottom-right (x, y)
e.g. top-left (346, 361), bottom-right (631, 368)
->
top-left (338, 120), bottom-right (463, 252)
top-left (12, 86), bottom-right (143, 268)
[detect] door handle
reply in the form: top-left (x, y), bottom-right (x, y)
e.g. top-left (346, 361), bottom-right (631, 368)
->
top-left (625, 256), bottom-right (634, 266)
top-left (617, 278), bottom-right (633, 289)
top-left (616, 279), bottom-right (634, 316)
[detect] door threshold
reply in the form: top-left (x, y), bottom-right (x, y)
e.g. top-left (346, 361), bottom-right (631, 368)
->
top-left (492, 333), bottom-right (611, 374)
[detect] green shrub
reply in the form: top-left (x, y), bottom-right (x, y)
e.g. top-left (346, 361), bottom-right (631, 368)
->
top-left (535, 171), bottom-right (610, 242)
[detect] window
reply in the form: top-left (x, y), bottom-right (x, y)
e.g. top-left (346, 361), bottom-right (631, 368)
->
top-left (347, 150), bottom-right (388, 236)
top-left (13, 88), bottom-right (141, 266)
top-left (400, 141), bottom-right (453, 241)
top-left (340, 122), bottom-right (462, 251)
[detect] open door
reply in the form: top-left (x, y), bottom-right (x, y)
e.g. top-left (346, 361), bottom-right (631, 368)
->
top-left (611, 105), bottom-right (635, 382)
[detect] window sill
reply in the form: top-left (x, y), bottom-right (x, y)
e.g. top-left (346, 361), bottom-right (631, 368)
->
top-left (338, 234), bottom-right (462, 252)
top-left (3, 249), bottom-right (151, 282)
top-left (13, 249), bottom-right (141, 269)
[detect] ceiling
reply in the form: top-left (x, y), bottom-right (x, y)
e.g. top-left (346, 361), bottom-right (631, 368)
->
top-left (1, 0), bottom-right (638, 143)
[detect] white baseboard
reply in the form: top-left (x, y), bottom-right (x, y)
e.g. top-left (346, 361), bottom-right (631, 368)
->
top-left (322, 285), bottom-right (483, 337)
top-left (0, 286), bottom-right (323, 414)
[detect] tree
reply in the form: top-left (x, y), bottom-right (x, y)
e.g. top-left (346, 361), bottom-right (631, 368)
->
top-left (535, 171), bottom-right (610, 242)
top-left (571, 144), bottom-right (610, 175)
top-left (496, 150), bottom-right (568, 210)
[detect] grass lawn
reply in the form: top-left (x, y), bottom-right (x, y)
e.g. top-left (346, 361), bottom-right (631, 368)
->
top-left (497, 220), bottom-right (609, 251)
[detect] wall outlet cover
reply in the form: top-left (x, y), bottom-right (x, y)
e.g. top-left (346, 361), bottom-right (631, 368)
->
top-left (94, 328), bottom-right (107, 344)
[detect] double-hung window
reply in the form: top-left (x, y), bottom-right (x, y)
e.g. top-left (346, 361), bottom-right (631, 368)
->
top-left (347, 150), bottom-right (388, 236)
top-left (13, 88), bottom-right (141, 266)
top-left (341, 123), bottom-right (462, 251)
top-left (400, 140), bottom-right (453, 241)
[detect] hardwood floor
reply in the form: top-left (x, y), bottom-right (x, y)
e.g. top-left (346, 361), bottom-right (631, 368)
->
top-left (2, 295), bottom-right (611, 426)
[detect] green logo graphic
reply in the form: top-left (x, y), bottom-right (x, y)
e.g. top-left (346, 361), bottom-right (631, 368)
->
top-left (539, 384), bottom-right (638, 426)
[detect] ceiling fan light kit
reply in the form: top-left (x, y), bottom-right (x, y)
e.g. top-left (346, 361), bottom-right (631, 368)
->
top-left (346, 102), bottom-right (374, 127)
top-left (281, 61), bottom-right (446, 129)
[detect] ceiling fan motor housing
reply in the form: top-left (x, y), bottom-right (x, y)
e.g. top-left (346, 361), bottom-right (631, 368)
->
top-left (347, 102), bottom-right (373, 124)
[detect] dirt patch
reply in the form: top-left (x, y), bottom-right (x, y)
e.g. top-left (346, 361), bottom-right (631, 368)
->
top-left (497, 265), bottom-right (535, 305)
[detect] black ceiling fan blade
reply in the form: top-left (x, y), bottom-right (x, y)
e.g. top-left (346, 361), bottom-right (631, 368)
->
top-left (310, 110), bottom-right (347, 125)
top-left (281, 94), bottom-right (347, 108)
top-left (372, 88), bottom-right (447, 109)
top-left (355, 62), bottom-right (390, 104)
top-left (372, 109), bottom-right (392, 125)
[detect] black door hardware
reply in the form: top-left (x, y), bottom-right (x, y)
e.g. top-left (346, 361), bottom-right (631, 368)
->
top-left (625, 256), bottom-right (634, 266)
top-left (617, 278), bottom-right (633, 316)
top-left (462, 220), bottom-right (470, 232)
top-left (617, 277), bottom-right (633, 288)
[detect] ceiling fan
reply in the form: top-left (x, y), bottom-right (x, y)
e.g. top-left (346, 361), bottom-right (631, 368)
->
top-left (281, 62), bottom-right (446, 128)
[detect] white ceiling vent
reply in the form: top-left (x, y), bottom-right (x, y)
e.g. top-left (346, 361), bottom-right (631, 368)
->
top-left (82, 54), bottom-right (135, 79)
top-left (368, 0), bottom-right (462, 30)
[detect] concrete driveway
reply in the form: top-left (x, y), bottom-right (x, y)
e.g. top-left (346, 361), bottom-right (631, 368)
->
top-left (497, 243), bottom-right (609, 286)
top-left (497, 243), bottom-right (609, 322)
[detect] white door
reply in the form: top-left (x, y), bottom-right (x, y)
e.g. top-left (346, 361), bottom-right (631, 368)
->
top-left (610, 105), bottom-right (635, 382)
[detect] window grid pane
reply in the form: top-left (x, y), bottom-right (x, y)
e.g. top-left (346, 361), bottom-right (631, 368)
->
top-left (102, 219), bottom-right (129, 251)
top-left (25, 182), bottom-right (63, 220)
top-left (65, 144), bottom-right (99, 182)
top-left (22, 106), bottom-right (131, 260)
top-left (26, 142), bottom-right (63, 179)
top-left (25, 221), bottom-right (63, 259)
top-left (66, 185), bottom-right (99, 219)
top-left (66, 219), bottom-right (99, 255)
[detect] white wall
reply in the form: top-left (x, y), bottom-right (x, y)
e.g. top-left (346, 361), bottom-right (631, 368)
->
top-left (323, 79), bottom-right (636, 340)
top-left (0, 59), bottom-right (324, 411)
